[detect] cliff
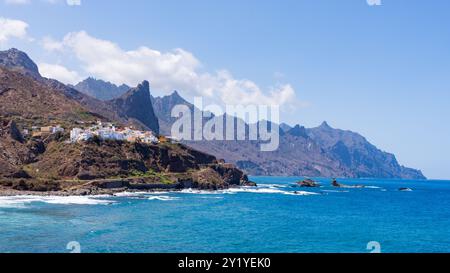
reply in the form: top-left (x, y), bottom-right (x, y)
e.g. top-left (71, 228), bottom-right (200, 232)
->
top-left (0, 118), bottom-right (251, 194)
top-left (110, 81), bottom-right (160, 134)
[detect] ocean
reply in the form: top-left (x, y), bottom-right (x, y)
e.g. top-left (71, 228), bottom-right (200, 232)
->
top-left (1, 177), bottom-right (449, 253)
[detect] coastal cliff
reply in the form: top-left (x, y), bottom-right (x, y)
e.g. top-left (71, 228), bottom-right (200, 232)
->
top-left (0, 48), bottom-right (253, 195)
top-left (0, 118), bottom-right (252, 195)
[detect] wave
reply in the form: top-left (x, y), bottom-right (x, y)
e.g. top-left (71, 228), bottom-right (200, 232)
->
top-left (178, 187), bottom-right (318, 196)
top-left (113, 191), bottom-right (148, 197)
top-left (0, 195), bottom-right (115, 208)
top-left (179, 189), bottom-right (225, 195)
top-left (223, 187), bottom-right (318, 195)
top-left (147, 196), bottom-right (180, 201)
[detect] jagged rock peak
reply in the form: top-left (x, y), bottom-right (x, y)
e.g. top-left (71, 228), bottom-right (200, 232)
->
top-left (137, 80), bottom-right (150, 91)
top-left (112, 80), bottom-right (160, 134)
top-left (288, 124), bottom-right (308, 137)
top-left (319, 121), bottom-right (332, 129)
top-left (0, 48), bottom-right (40, 78)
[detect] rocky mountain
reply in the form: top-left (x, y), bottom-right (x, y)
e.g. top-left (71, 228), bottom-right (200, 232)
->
top-left (68, 56), bottom-right (426, 179)
top-left (0, 48), bottom-right (251, 194)
top-left (306, 122), bottom-right (425, 179)
top-left (0, 65), bottom-right (94, 124)
top-left (0, 48), bottom-right (41, 79)
top-left (110, 81), bottom-right (159, 134)
top-left (0, 48), bottom-right (160, 133)
top-left (72, 77), bottom-right (130, 100)
top-left (151, 90), bottom-right (193, 135)
top-left (149, 92), bottom-right (426, 179)
top-left (279, 123), bottom-right (293, 133)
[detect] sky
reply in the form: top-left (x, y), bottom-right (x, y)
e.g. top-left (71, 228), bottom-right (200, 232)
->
top-left (0, 0), bottom-right (449, 179)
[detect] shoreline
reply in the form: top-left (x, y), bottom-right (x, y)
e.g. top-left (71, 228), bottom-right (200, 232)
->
top-left (0, 179), bottom-right (258, 197)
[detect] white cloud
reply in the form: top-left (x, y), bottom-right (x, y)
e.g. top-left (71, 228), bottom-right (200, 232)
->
top-left (44, 31), bottom-right (296, 107)
top-left (39, 63), bottom-right (83, 85)
top-left (0, 17), bottom-right (29, 45)
top-left (3, 0), bottom-right (81, 5)
top-left (41, 36), bottom-right (64, 51)
top-left (66, 0), bottom-right (80, 6)
top-left (4, 0), bottom-right (30, 4)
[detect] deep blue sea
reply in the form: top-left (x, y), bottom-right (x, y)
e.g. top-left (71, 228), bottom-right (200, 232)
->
top-left (1, 177), bottom-right (450, 253)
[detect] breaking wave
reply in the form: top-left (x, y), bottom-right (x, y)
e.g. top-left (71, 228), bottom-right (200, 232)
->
top-left (0, 195), bottom-right (115, 208)
top-left (147, 196), bottom-right (180, 201)
top-left (179, 186), bottom-right (318, 196)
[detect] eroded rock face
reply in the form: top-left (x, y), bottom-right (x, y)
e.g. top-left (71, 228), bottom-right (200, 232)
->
top-left (6, 120), bottom-right (24, 143)
top-left (110, 81), bottom-right (160, 134)
top-left (0, 119), bottom-right (34, 177)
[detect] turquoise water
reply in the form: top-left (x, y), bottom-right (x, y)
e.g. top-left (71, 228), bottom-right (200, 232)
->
top-left (0, 177), bottom-right (450, 253)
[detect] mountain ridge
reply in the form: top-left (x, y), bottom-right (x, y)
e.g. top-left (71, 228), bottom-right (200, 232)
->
top-left (89, 83), bottom-right (424, 179)
top-left (72, 77), bottom-right (130, 101)
top-left (0, 48), bottom-right (160, 133)
top-left (11, 49), bottom-right (425, 179)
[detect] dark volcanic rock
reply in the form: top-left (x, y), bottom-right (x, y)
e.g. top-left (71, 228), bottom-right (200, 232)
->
top-left (210, 163), bottom-right (250, 186)
top-left (5, 120), bottom-right (23, 143)
top-left (297, 179), bottom-right (319, 187)
top-left (111, 81), bottom-right (160, 134)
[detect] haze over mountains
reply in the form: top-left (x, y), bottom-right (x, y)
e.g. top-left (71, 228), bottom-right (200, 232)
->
top-left (0, 48), bottom-right (426, 179)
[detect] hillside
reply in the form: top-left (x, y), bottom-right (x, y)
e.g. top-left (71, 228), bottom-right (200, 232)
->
top-left (0, 118), bottom-right (251, 194)
top-left (0, 49), bottom-right (252, 194)
top-left (0, 48), bottom-right (160, 132)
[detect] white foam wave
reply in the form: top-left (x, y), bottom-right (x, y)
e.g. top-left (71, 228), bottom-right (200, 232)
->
top-left (225, 187), bottom-right (318, 195)
top-left (113, 191), bottom-right (148, 197)
top-left (147, 196), bottom-right (180, 201)
top-left (0, 195), bottom-right (115, 208)
top-left (179, 189), bottom-right (225, 195)
top-left (179, 187), bottom-right (318, 196)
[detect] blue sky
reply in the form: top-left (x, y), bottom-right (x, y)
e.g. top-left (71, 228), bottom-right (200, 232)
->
top-left (1, 0), bottom-right (449, 179)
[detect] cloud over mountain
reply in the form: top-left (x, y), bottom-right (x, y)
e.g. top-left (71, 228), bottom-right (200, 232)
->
top-left (41, 31), bottom-right (296, 107)
top-left (0, 17), bottom-right (29, 45)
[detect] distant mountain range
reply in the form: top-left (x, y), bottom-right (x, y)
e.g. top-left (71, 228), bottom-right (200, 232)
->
top-left (71, 77), bottom-right (130, 101)
top-left (70, 72), bottom-right (425, 179)
top-left (0, 48), bottom-right (426, 179)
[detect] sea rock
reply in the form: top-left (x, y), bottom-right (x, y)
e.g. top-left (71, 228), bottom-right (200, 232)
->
top-left (297, 179), bottom-right (319, 187)
top-left (331, 179), bottom-right (365, 188)
top-left (331, 179), bottom-right (342, 187)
